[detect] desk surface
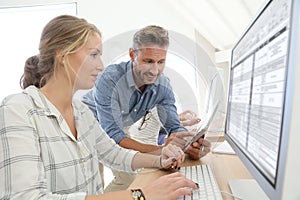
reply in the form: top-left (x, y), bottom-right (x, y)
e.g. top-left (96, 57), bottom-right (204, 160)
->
top-left (129, 132), bottom-right (253, 200)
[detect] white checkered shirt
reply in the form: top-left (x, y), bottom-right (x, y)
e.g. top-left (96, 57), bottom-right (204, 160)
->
top-left (0, 86), bottom-right (137, 199)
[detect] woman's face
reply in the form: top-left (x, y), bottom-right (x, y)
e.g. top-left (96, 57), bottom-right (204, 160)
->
top-left (67, 33), bottom-right (103, 91)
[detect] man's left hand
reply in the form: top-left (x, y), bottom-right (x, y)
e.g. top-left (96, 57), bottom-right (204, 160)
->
top-left (185, 137), bottom-right (211, 160)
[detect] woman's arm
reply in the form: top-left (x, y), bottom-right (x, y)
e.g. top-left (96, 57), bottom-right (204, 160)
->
top-left (131, 144), bottom-right (185, 170)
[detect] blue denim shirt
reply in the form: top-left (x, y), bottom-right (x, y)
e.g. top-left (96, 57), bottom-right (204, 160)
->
top-left (82, 61), bottom-right (187, 144)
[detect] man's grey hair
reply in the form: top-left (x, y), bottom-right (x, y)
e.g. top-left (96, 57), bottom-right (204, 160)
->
top-left (132, 25), bottom-right (169, 50)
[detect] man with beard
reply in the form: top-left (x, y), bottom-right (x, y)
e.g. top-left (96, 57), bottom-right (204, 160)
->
top-left (82, 25), bottom-right (211, 192)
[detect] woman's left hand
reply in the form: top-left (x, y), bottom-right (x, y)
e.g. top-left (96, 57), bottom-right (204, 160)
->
top-left (160, 144), bottom-right (185, 169)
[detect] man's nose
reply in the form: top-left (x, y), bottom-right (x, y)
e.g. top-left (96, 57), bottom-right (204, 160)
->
top-left (149, 63), bottom-right (159, 74)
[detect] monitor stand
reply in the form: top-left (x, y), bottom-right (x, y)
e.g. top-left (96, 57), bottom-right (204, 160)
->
top-left (228, 179), bottom-right (269, 200)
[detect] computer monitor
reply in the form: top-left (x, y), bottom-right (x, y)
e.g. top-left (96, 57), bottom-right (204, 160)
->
top-left (225, 0), bottom-right (300, 199)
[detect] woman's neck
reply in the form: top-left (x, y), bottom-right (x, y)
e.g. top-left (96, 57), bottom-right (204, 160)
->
top-left (41, 79), bottom-right (73, 112)
top-left (40, 77), bottom-right (78, 139)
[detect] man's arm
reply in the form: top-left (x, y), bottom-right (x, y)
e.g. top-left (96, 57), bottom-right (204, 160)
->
top-left (119, 137), bottom-right (162, 154)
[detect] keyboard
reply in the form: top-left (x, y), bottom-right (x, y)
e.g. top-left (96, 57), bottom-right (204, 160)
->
top-left (177, 164), bottom-right (223, 200)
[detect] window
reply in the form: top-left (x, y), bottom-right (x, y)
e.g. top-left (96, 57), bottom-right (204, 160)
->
top-left (0, 3), bottom-right (77, 101)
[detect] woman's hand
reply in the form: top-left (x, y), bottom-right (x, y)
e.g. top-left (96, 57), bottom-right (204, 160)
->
top-left (141, 172), bottom-right (198, 200)
top-left (160, 144), bottom-right (185, 169)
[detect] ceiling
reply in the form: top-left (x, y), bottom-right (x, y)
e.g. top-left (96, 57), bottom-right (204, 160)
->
top-left (167, 0), bottom-right (266, 51)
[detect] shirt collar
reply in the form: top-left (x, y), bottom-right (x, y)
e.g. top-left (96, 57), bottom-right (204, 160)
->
top-left (24, 85), bottom-right (79, 141)
top-left (126, 61), bottom-right (136, 88)
top-left (23, 85), bottom-right (61, 118)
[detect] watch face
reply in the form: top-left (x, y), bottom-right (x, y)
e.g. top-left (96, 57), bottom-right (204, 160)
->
top-left (132, 190), bottom-right (141, 198)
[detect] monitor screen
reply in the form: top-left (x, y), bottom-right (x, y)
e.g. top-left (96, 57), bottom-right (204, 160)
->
top-left (225, 0), bottom-right (300, 199)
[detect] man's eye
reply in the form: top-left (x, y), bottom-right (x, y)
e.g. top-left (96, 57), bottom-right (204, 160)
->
top-left (91, 53), bottom-right (98, 58)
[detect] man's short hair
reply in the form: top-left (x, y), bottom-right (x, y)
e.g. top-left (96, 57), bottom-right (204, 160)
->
top-left (132, 25), bottom-right (169, 49)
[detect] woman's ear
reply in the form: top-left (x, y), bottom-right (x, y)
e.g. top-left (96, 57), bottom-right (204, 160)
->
top-left (56, 49), bottom-right (64, 65)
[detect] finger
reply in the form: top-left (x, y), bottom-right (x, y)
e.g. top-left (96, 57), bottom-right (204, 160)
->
top-left (191, 141), bottom-right (201, 149)
top-left (168, 145), bottom-right (185, 162)
top-left (180, 152), bottom-right (185, 163)
top-left (175, 132), bottom-right (194, 139)
top-left (175, 187), bottom-right (193, 197)
top-left (187, 146), bottom-right (199, 156)
top-left (171, 178), bottom-right (199, 197)
top-left (165, 172), bottom-right (198, 189)
top-left (164, 171), bottom-right (185, 179)
top-left (201, 145), bottom-right (211, 154)
top-left (184, 118), bottom-right (201, 126)
top-left (165, 134), bottom-right (187, 147)
top-left (162, 144), bottom-right (185, 167)
top-left (162, 157), bottom-right (179, 168)
top-left (186, 146), bottom-right (201, 160)
top-left (165, 144), bottom-right (184, 155)
top-left (172, 137), bottom-right (187, 146)
top-left (201, 139), bottom-right (212, 148)
top-left (163, 146), bottom-right (177, 158)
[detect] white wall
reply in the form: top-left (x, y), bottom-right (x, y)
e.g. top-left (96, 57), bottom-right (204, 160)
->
top-left (0, 0), bottom-right (229, 117)
top-left (0, 0), bottom-right (197, 47)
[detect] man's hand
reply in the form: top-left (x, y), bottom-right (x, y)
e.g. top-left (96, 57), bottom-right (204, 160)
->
top-left (165, 132), bottom-right (194, 149)
top-left (185, 137), bottom-right (211, 160)
top-left (165, 132), bottom-right (211, 160)
top-left (179, 110), bottom-right (201, 126)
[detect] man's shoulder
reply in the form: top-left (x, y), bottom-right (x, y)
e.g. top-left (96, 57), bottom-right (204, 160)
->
top-left (156, 74), bottom-right (171, 87)
top-left (98, 61), bottom-right (132, 86)
top-left (103, 61), bottom-right (130, 76)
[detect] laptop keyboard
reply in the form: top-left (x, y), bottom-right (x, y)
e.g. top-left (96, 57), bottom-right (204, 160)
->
top-left (177, 164), bottom-right (223, 200)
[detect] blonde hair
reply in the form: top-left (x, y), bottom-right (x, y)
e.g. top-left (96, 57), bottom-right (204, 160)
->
top-left (20, 15), bottom-right (101, 89)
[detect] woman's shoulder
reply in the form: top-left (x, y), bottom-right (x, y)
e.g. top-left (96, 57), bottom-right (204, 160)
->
top-left (72, 98), bottom-right (96, 119)
top-left (1, 92), bottom-right (32, 107)
top-left (0, 92), bottom-right (36, 122)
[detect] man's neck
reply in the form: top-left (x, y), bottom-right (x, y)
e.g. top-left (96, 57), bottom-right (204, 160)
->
top-left (139, 85), bottom-right (146, 93)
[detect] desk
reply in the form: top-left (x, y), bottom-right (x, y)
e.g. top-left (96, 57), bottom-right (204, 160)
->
top-left (129, 132), bottom-right (253, 200)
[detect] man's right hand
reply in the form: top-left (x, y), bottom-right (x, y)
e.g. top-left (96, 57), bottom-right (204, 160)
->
top-left (165, 132), bottom-right (194, 150)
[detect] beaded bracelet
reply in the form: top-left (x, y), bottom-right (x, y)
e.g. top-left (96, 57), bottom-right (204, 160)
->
top-left (131, 188), bottom-right (146, 200)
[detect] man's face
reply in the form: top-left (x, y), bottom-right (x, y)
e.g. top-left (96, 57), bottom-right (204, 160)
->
top-left (130, 45), bottom-right (167, 87)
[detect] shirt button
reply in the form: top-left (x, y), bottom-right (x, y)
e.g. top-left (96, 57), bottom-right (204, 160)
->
top-left (121, 110), bottom-right (124, 113)
top-left (134, 109), bottom-right (137, 112)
